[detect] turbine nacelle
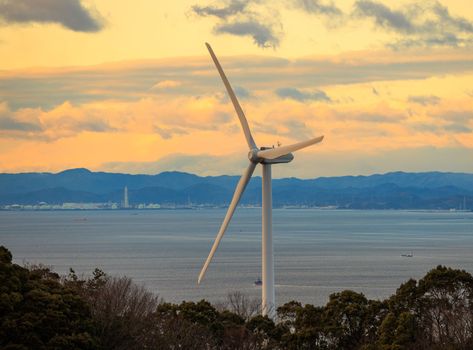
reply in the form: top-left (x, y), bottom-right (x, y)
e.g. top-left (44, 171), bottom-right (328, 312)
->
top-left (248, 147), bottom-right (294, 164)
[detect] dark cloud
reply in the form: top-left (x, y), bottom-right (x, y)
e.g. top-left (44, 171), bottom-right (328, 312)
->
top-left (276, 87), bottom-right (331, 102)
top-left (192, 0), bottom-right (282, 48)
top-left (214, 19), bottom-right (280, 48)
top-left (192, 0), bottom-right (249, 19)
top-left (435, 111), bottom-right (473, 124)
top-left (0, 117), bottom-right (42, 131)
top-left (281, 119), bottom-right (313, 139)
top-left (354, 0), bottom-right (413, 33)
top-left (76, 120), bottom-right (115, 133)
top-left (0, 104), bottom-right (42, 132)
top-left (412, 117), bottom-right (472, 135)
top-left (408, 95), bottom-right (441, 106)
top-left (0, 102), bottom-right (118, 140)
top-left (354, 0), bottom-right (473, 48)
top-left (394, 34), bottom-right (465, 49)
top-left (3, 54), bottom-right (473, 110)
top-left (0, 0), bottom-right (104, 32)
top-left (444, 123), bottom-right (472, 133)
top-left (193, 0), bottom-right (343, 48)
top-left (192, 0), bottom-right (473, 49)
top-left (432, 3), bottom-right (473, 33)
top-left (411, 123), bottom-right (439, 133)
top-left (294, 0), bottom-right (342, 16)
top-left (234, 86), bottom-right (251, 99)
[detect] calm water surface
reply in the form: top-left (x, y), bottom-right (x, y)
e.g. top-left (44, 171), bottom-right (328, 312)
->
top-left (1, 209), bottom-right (472, 306)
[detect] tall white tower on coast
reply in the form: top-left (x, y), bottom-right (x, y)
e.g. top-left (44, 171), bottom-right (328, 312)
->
top-left (123, 186), bottom-right (129, 209)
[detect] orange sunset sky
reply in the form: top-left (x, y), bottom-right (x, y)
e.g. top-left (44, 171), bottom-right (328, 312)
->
top-left (0, 0), bottom-right (472, 177)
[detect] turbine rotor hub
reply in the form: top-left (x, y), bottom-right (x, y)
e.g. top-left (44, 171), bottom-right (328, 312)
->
top-left (248, 148), bottom-right (261, 163)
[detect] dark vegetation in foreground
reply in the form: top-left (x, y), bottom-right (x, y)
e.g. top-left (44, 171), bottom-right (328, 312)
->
top-left (2, 246), bottom-right (473, 350)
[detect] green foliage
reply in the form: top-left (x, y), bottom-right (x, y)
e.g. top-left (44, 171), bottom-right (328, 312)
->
top-left (0, 246), bottom-right (97, 350)
top-left (322, 290), bottom-right (369, 349)
top-left (0, 246), bottom-right (12, 264)
top-left (2, 246), bottom-right (473, 350)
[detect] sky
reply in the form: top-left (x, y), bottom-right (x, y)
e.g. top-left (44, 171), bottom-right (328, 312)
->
top-left (0, 0), bottom-right (472, 178)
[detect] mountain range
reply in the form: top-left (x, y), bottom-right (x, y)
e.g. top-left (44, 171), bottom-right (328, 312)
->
top-left (0, 168), bottom-right (472, 209)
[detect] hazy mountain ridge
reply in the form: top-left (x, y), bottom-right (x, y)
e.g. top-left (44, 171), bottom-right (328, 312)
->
top-left (0, 169), bottom-right (472, 209)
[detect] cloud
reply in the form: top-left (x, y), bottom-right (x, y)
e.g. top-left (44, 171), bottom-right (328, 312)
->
top-left (412, 122), bottom-right (472, 135)
top-left (191, 0), bottom-right (473, 49)
top-left (411, 123), bottom-right (438, 134)
top-left (151, 80), bottom-right (182, 90)
top-left (99, 146), bottom-right (473, 177)
top-left (192, 0), bottom-right (282, 48)
top-left (353, 0), bottom-right (473, 48)
top-left (294, 0), bottom-right (342, 16)
top-left (192, 0), bottom-right (250, 19)
top-left (433, 3), bottom-right (473, 33)
top-left (343, 112), bottom-right (405, 124)
top-left (410, 109), bottom-right (473, 135)
top-left (0, 0), bottom-right (104, 32)
top-left (193, 0), bottom-right (343, 49)
top-left (0, 102), bottom-right (42, 132)
top-left (1, 65), bottom-right (472, 175)
top-left (0, 101), bottom-right (117, 140)
top-left (153, 126), bottom-right (188, 140)
top-left (408, 95), bottom-right (441, 105)
top-left (438, 111), bottom-right (473, 124)
top-left (354, 0), bottom-right (413, 33)
top-left (280, 119), bottom-right (314, 139)
top-left (252, 107), bottom-right (317, 139)
top-left (276, 87), bottom-right (331, 102)
top-left (234, 86), bottom-right (251, 99)
top-left (214, 19), bottom-right (281, 48)
top-left (443, 123), bottom-right (472, 133)
top-left (2, 51), bottom-right (473, 110)
top-left (0, 117), bottom-right (41, 131)
top-left (101, 153), bottom-right (249, 177)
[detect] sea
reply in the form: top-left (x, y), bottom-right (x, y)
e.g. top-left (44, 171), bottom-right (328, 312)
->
top-left (1, 209), bottom-right (472, 306)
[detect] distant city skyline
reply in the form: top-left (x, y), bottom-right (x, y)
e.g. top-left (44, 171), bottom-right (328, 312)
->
top-left (0, 0), bottom-right (472, 177)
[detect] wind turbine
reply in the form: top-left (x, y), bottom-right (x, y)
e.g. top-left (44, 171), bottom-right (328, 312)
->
top-left (198, 43), bottom-right (324, 318)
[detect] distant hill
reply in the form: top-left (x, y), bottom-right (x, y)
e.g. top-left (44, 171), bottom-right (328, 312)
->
top-left (0, 169), bottom-right (472, 209)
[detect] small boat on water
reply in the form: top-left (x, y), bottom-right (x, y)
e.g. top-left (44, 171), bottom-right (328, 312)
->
top-left (254, 277), bottom-right (262, 286)
top-left (401, 252), bottom-right (413, 257)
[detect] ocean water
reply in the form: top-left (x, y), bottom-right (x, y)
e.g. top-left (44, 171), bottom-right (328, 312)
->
top-left (1, 209), bottom-right (472, 306)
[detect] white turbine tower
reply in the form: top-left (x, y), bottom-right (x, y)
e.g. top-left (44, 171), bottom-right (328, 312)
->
top-left (198, 43), bottom-right (324, 318)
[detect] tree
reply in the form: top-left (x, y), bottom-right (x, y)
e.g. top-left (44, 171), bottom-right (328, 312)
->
top-left (277, 301), bottom-right (325, 350)
top-left (380, 266), bottom-right (473, 350)
top-left (417, 265), bottom-right (473, 349)
top-left (322, 290), bottom-right (370, 349)
top-left (4, 244), bottom-right (473, 350)
top-left (0, 246), bottom-right (97, 350)
top-left (64, 269), bottom-right (159, 350)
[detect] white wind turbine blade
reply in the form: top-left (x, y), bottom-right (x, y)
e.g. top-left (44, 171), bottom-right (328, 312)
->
top-left (206, 42), bottom-right (257, 150)
top-left (257, 135), bottom-right (324, 160)
top-left (198, 162), bottom-right (257, 284)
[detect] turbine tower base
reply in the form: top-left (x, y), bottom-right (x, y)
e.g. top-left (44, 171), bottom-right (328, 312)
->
top-left (262, 163), bottom-right (275, 318)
